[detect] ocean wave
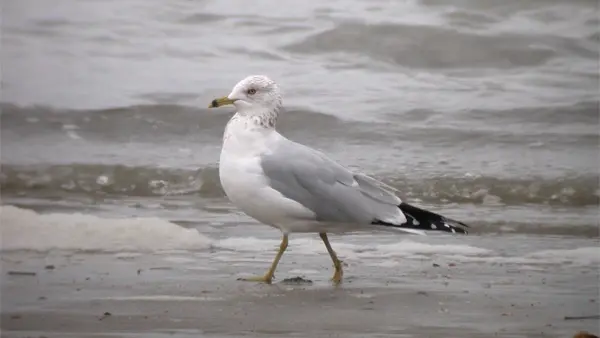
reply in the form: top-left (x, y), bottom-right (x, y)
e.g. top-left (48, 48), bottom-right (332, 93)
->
top-left (0, 103), bottom-right (349, 142)
top-left (0, 164), bottom-right (221, 198)
top-left (285, 22), bottom-right (577, 69)
top-left (0, 205), bottom-right (597, 255)
top-left (2, 102), bottom-right (597, 147)
top-left (2, 163), bottom-right (597, 208)
top-left (2, 204), bottom-right (596, 260)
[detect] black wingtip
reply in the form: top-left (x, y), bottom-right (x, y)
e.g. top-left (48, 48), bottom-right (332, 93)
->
top-left (373, 202), bottom-right (469, 235)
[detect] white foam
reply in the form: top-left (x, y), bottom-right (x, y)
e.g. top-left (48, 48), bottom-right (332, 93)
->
top-left (215, 237), bottom-right (281, 252)
top-left (210, 236), bottom-right (599, 268)
top-left (162, 256), bottom-right (197, 264)
top-left (214, 237), bottom-right (491, 260)
top-left (66, 130), bottom-right (82, 140)
top-left (0, 205), bottom-right (212, 252)
top-left (101, 295), bottom-right (224, 301)
top-left (424, 248), bottom-right (600, 267)
top-left (526, 247), bottom-right (600, 266)
top-left (370, 241), bottom-right (491, 257)
top-left (367, 260), bottom-right (400, 268)
top-left (288, 269), bottom-right (320, 275)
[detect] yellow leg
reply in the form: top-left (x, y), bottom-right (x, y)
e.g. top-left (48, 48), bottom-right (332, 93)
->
top-left (238, 234), bottom-right (288, 284)
top-left (319, 233), bottom-right (343, 284)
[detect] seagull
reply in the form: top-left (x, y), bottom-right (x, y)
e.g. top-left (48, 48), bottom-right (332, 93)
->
top-left (209, 75), bottom-right (469, 284)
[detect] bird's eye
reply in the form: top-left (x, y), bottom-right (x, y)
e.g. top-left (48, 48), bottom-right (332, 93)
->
top-left (247, 88), bottom-right (256, 95)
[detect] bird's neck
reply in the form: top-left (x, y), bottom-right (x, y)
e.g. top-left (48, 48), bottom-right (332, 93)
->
top-left (222, 112), bottom-right (277, 145)
top-left (235, 107), bottom-right (279, 129)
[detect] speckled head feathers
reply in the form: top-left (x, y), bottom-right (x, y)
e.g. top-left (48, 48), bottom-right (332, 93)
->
top-left (227, 75), bottom-right (283, 116)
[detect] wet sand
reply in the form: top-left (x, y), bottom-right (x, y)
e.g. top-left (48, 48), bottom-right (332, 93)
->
top-left (2, 250), bottom-right (598, 338)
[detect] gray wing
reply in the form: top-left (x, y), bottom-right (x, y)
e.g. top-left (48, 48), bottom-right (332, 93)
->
top-left (261, 140), bottom-right (405, 225)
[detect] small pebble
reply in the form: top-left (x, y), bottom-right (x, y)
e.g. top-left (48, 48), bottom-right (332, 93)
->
top-left (281, 276), bottom-right (313, 285)
top-left (99, 311), bottom-right (112, 321)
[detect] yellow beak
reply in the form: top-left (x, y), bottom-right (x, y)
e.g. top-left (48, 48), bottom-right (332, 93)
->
top-left (208, 96), bottom-right (236, 108)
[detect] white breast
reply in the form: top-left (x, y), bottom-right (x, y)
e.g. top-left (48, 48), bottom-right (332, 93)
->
top-left (218, 115), bottom-right (315, 232)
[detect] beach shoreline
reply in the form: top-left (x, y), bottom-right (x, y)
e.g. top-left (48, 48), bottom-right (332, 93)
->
top-left (2, 248), bottom-right (598, 338)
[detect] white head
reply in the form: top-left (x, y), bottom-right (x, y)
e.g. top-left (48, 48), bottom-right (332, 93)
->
top-left (209, 75), bottom-right (283, 124)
